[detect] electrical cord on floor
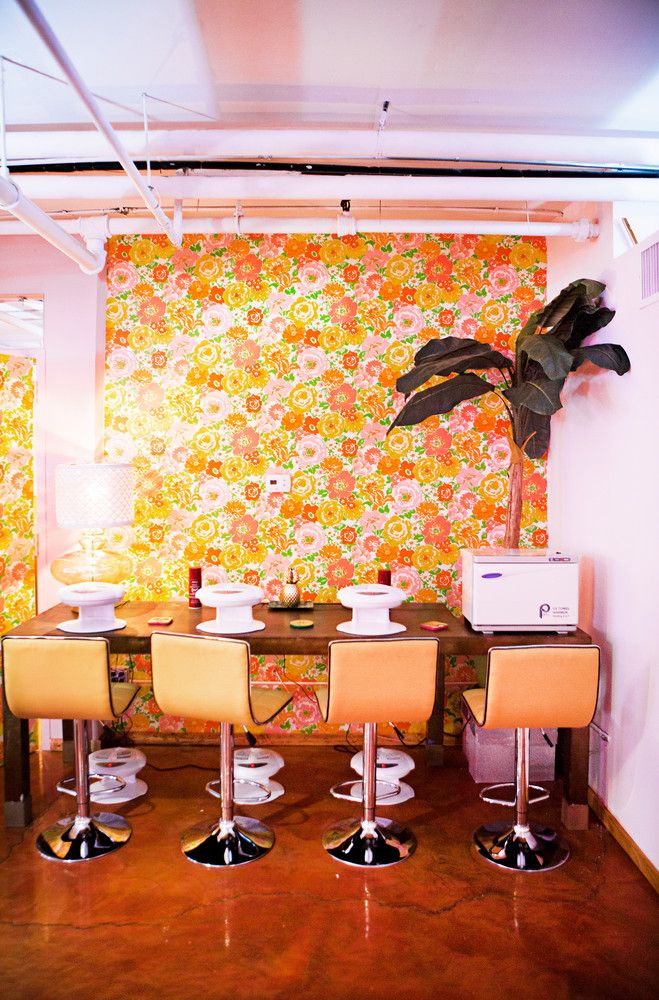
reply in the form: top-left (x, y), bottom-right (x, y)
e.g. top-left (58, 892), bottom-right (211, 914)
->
top-left (145, 762), bottom-right (218, 772)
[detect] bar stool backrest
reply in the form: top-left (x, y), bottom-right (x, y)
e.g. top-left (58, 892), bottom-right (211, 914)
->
top-left (150, 632), bottom-right (253, 725)
top-left (2, 635), bottom-right (116, 721)
top-left (481, 645), bottom-right (600, 730)
top-left (324, 638), bottom-right (439, 725)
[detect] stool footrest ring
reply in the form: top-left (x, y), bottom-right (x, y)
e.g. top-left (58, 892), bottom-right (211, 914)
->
top-left (330, 778), bottom-right (400, 803)
top-left (57, 773), bottom-right (126, 797)
top-left (205, 777), bottom-right (270, 803)
top-left (479, 781), bottom-right (549, 807)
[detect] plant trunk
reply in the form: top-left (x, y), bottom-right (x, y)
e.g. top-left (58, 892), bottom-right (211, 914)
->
top-left (504, 442), bottom-right (524, 548)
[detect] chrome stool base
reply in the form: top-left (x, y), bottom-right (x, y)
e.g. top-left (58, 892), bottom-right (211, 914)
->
top-left (181, 816), bottom-right (274, 868)
top-left (322, 816), bottom-right (416, 868)
top-left (473, 820), bottom-right (570, 872)
top-left (36, 812), bottom-right (131, 863)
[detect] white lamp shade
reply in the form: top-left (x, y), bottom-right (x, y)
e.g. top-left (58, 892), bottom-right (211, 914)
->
top-left (55, 463), bottom-right (134, 528)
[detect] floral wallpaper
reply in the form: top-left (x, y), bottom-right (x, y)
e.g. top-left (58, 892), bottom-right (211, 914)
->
top-left (104, 233), bottom-right (548, 741)
top-left (0, 353), bottom-right (36, 761)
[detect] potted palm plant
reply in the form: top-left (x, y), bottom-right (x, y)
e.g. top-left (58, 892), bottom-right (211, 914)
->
top-left (389, 279), bottom-right (630, 547)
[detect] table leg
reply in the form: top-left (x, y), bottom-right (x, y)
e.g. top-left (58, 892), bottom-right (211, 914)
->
top-left (2, 688), bottom-right (32, 828)
top-left (557, 725), bottom-right (590, 831)
top-left (62, 719), bottom-right (74, 764)
top-left (425, 651), bottom-right (445, 767)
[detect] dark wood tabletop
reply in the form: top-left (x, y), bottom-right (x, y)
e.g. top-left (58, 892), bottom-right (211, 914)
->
top-left (7, 600), bottom-right (591, 656)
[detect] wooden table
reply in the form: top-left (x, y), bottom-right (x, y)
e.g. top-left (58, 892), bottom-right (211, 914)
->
top-left (2, 601), bottom-right (592, 829)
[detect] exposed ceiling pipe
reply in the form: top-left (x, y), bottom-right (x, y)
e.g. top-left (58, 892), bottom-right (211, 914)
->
top-left (0, 212), bottom-right (597, 241)
top-left (9, 171), bottom-right (659, 204)
top-left (16, 0), bottom-right (181, 246)
top-left (6, 128), bottom-right (659, 171)
top-left (0, 174), bottom-right (105, 272)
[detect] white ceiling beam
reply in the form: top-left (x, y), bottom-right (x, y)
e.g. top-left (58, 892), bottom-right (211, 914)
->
top-left (0, 213), bottom-right (597, 240)
top-left (6, 127), bottom-right (659, 169)
top-left (10, 172), bottom-right (659, 204)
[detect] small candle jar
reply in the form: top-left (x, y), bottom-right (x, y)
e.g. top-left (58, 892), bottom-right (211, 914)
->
top-left (377, 568), bottom-right (392, 586)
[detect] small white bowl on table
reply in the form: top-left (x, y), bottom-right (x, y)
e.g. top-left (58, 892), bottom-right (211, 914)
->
top-left (196, 583), bottom-right (265, 634)
top-left (57, 582), bottom-right (126, 633)
top-left (336, 584), bottom-right (406, 636)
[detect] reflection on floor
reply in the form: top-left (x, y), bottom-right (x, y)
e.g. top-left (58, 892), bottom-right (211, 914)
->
top-left (1, 745), bottom-right (657, 1000)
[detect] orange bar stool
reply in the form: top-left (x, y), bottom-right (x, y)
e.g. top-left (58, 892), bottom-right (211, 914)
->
top-left (316, 637), bottom-right (439, 868)
top-left (462, 644), bottom-right (600, 872)
top-left (1, 635), bottom-right (139, 863)
top-left (150, 632), bottom-right (292, 868)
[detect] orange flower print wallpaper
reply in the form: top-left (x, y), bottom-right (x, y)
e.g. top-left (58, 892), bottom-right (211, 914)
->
top-left (0, 354), bottom-right (36, 760)
top-left (104, 233), bottom-right (548, 740)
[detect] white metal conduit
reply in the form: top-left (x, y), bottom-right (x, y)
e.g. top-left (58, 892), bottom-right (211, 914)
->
top-left (0, 174), bottom-right (106, 272)
top-left (0, 213), bottom-right (597, 241)
top-left (12, 172), bottom-right (659, 204)
top-left (16, 0), bottom-right (180, 247)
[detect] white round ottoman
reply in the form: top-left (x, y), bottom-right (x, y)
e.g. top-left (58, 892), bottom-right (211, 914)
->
top-left (233, 747), bottom-right (285, 804)
top-left (336, 583), bottom-right (406, 636)
top-left (57, 582), bottom-right (126, 633)
top-left (196, 583), bottom-right (265, 634)
top-left (89, 747), bottom-right (148, 804)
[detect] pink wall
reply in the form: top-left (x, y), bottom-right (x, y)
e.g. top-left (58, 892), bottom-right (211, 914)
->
top-left (547, 207), bottom-right (659, 868)
top-left (0, 236), bottom-right (107, 610)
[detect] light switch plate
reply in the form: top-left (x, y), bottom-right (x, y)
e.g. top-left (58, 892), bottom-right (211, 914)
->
top-left (265, 472), bottom-right (291, 493)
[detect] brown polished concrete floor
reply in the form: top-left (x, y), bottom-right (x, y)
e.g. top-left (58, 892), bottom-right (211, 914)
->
top-left (1, 745), bottom-right (657, 1000)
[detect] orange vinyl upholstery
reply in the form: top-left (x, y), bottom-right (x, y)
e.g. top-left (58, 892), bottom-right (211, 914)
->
top-left (463, 645), bottom-right (600, 730)
top-left (319, 638), bottom-right (439, 725)
top-left (1, 635), bottom-right (139, 721)
top-left (150, 632), bottom-right (292, 726)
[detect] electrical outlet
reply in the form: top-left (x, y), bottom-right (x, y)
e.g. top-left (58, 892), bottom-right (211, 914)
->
top-left (265, 473), bottom-right (291, 493)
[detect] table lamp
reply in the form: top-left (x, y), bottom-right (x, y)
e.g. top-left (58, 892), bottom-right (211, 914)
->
top-left (50, 462), bottom-right (134, 585)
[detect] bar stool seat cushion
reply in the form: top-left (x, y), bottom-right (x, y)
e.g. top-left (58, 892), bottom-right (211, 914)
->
top-left (467, 646), bottom-right (600, 730)
top-left (111, 682), bottom-right (141, 715)
top-left (462, 687), bottom-right (485, 726)
top-left (251, 687), bottom-right (292, 725)
top-left (315, 687), bottom-right (329, 719)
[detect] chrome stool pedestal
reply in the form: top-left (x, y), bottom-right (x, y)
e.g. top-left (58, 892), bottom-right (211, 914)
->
top-left (183, 723), bottom-right (275, 868)
top-left (473, 727), bottom-right (569, 872)
top-left (323, 723), bottom-right (416, 868)
top-left (39, 719), bottom-right (131, 863)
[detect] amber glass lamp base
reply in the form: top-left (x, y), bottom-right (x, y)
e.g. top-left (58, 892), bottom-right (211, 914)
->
top-left (50, 530), bottom-right (132, 586)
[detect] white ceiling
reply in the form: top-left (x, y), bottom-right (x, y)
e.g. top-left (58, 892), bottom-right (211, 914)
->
top-left (1, 0), bottom-right (659, 229)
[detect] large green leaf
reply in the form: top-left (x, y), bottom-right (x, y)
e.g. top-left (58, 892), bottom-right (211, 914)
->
top-left (534, 278), bottom-right (604, 332)
top-left (570, 343), bottom-right (631, 374)
top-left (396, 346), bottom-right (512, 396)
top-left (504, 378), bottom-right (563, 415)
top-left (517, 332), bottom-right (574, 379)
top-left (563, 306), bottom-right (616, 349)
top-left (414, 336), bottom-right (482, 364)
top-left (517, 408), bottom-right (552, 458)
top-left (389, 373), bottom-right (495, 430)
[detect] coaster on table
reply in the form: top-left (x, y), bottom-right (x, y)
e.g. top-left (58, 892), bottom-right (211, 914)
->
top-left (290, 619), bottom-right (314, 629)
top-left (420, 621), bottom-right (449, 631)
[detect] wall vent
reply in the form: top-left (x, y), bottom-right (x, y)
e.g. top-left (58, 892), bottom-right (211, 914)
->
top-left (641, 240), bottom-right (659, 300)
